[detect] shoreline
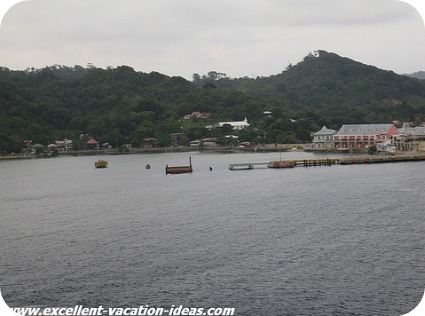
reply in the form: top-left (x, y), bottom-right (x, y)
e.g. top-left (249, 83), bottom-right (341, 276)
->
top-left (1, 146), bottom-right (425, 161)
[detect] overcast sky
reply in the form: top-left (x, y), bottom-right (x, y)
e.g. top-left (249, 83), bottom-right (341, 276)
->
top-left (0, 0), bottom-right (425, 79)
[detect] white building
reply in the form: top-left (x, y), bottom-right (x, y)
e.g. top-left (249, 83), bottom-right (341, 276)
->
top-left (206, 117), bottom-right (250, 131)
top-left (52, 139), bottom-right (73, 151)
top-left (311, 126), bottom-right (336, 150)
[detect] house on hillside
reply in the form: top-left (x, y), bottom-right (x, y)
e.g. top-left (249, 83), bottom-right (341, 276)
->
top-left (263, 111), bottom-right (272, 118)
top-left (184, 111), bottom-right (211, 120)
top-left (206, 117), bottom-right (250, 131)
top-left (311, 126), bottom-right (337, 150)
top-left (333, 124), bottom-right (398, 151)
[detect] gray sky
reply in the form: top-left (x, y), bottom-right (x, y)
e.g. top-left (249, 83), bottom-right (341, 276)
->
top-left (0, 0), bottom-right (425, 79)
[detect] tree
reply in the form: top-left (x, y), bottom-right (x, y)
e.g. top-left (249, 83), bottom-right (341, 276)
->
top-left (1, 53), bottom-right (425, 153)
top-left (192, 73), bottom-right (201, 84)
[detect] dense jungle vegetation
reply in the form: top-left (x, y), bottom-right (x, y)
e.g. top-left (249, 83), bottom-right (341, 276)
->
top-left (1, 50), bottom-right (424, 153)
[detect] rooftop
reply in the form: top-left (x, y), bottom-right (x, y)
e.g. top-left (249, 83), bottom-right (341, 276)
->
top-left (335, 124), bottom-right (395, 135)
top-left (313, 126), bottom-right (337, 136)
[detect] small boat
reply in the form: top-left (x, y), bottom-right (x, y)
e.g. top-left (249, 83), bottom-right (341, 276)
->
top-left (95, 160), bottom-right (108, 168)
top-left (267, 161), bottom-right (295, 168)
top-left (166, 157), bottom-right (193, 174)
top-left (146, 163), bottom-right (151, 169)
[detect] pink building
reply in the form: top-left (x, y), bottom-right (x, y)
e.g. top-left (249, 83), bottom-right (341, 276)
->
top-left (333, 124), bottom-right (398, 150)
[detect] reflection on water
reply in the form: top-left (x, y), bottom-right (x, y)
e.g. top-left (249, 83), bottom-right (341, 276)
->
top-left (1, 152), bottom-right (424, 315)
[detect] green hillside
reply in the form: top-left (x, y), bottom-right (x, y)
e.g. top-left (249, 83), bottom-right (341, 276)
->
top-left (407, 71), bottom-right (425, 80)
top-left (196, 50), bottom-right (425, 125)
top-left (1, 51), bottom-right (424, 153)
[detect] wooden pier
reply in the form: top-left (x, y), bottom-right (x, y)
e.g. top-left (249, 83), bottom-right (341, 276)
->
top-left (339, 155), bottom-right (425, 165)
top-left (229, 155), bottom-right (425, 171)
top-left (294, 158), bottom-right (339, 167)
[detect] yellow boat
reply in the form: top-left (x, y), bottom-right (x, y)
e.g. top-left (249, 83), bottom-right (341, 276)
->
top-left (95, 160), bottom-right (108, 168)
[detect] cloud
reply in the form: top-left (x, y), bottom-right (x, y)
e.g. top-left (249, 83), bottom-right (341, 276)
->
top-left (1, 0), bottom-right (425, 78)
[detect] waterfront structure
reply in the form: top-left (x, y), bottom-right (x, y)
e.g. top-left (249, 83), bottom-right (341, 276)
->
top-left (333, 124), bottom-right (398, 151)
top-left (190, 140), bottom-right (202, 148)
top-left (189, 138), bottom-right (218, 147)
top-left (228, 155), bottom-right (425, 171)
top-left (87, 137), bottom-right (99, 150)
top-left (206, 117), bottom-right (250, 130)
top-left (54, 139), bottom-right (73, 151)
top-left (202, 138), bottom-right (218, 147)
top-left (392, 123), bottom-right (425, 151)
top-left (143, 138), bottom-right (157, 148)
top-left (46, 139), bottom-right (73, 152)
top-left (311, 126), bottom-right (337, 150)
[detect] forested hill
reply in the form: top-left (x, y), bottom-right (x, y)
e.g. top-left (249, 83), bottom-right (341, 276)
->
top-left (407, 71), bottom-right (425, 80)
top-left (0, 65), bottom-right (259, 152)
top-left (194, 51), bottom-right (425, 124)
top-left (1, 50), bottom-right (425, 153)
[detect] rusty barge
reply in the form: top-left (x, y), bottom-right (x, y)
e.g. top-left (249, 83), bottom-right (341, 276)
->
top-left (165, 157), bottom-right (193, 174)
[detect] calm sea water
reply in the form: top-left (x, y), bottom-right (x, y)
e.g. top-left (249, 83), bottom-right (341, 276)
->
top-left (1, 151), bottom-right (424, 315)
